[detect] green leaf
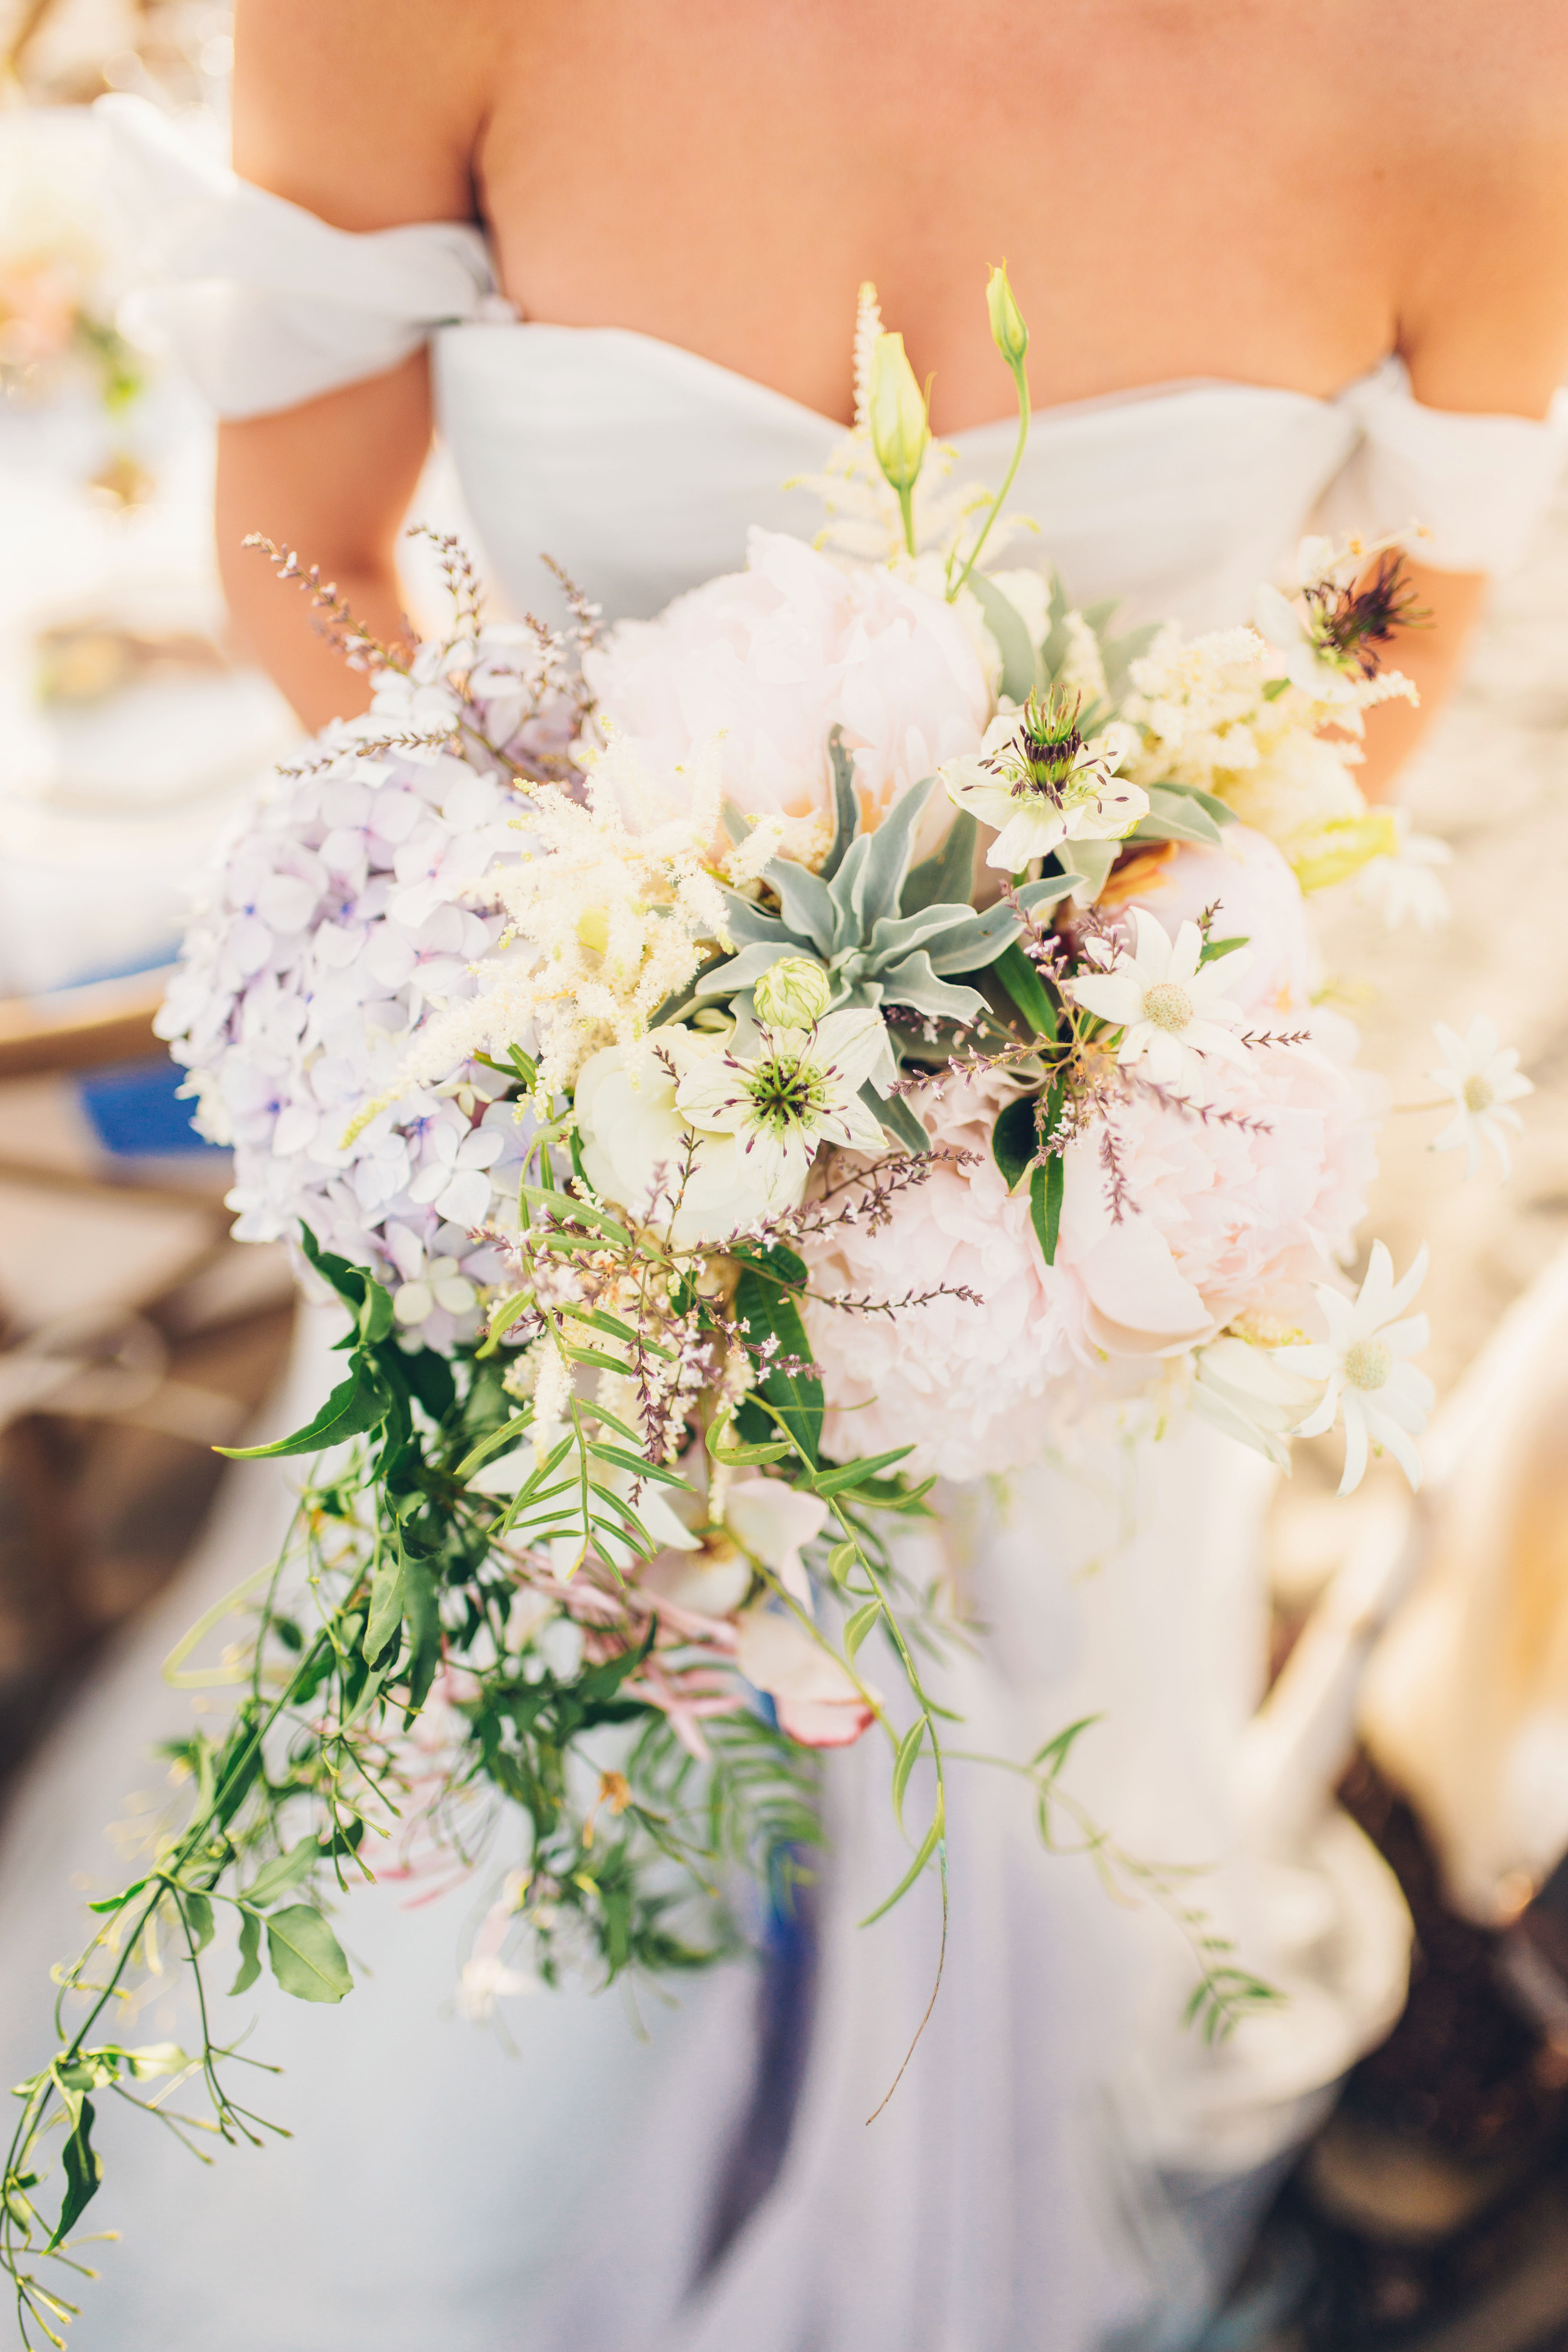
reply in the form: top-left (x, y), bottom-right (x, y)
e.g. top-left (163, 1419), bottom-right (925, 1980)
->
top-left (995, 941), bottom-right (1057, 1041)
top-left (708, 1430), bottom-right (793, 1466)
top-left (265, 1905), bottom-right (352, 2004)
top-left (48, 2095), bottom-right (100, 2249)
top-left (812, 1444), bottom-right (915, 1498)
top-left (452, 1409), bottom-right (532, 1483)
top-left (244, 1839), bottom-right (319, 1910)
top-left (218, 1364), bottom-right (387, 1461)
top-left (1031, 1712), bottom-right (1101, 1781)
top-left (403, 1556), bottom-right (442, 1718)
top-left (991, 1091), bottom-right (1041, 1194)
top-left (230, 1908), bottom-right (263, 1995)
top-left (177, 1887), bottom-right (215, 1954)
top-left (892, 1718), bottom-right (927, 1830)
top-left (519, 1184), bottom-right (633, 1247)
top-left (364, 1552), bottom-right (405, 1661)
top-left (1199, 933), bottom-right (1249, 967)
top-left (827, 1540), bottom-right (859, 1581)
top-left (844, 1600), bottom-right (882, 1660)
top-left (860, 1789), bottom-right (945, 1927)
top-left (87, 1877), bottom-right (149, 1915)
top-left (585, 1443), bottom-right (693, 1490)
top-left (733, 1269), bottom-right (822, 1466)
top-left (968, 573), bottom-right (1038, 702)
top-left (1030, 1157), bottom-right (1062, 1267)
top-left (475, 1290), bottom-right (536, 1357)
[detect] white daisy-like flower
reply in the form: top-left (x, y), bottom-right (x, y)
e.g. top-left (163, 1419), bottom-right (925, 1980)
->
top-left (1190, 1333), bottom-right (1325, 1471)
top-left (1277, 1242), bottom-right (1433, 1496)
top-left (1067, 909), bottom-right (1254, 1094)
top-left (1428, 1017), bottom-right (1532, 1179)
top-left (938, 687), bottom-right (1148, 874)
top-left (674, 1008), bottom-right (891, 1199)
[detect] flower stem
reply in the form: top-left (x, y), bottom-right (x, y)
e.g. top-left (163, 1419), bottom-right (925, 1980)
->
top-left (948, 363), bottom-right (1030, 600)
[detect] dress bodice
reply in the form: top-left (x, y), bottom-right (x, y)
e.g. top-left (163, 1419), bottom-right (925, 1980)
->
top-left (102, 92), bottom-right (1568, 633)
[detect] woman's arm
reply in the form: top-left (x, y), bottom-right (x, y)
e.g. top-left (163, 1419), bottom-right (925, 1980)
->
top-left (1362, 80), bottom-right (1568, 798)
top-left (216, 359), bottom-right (432, 730)
top-left (218, 0), bottom-right (490, 726)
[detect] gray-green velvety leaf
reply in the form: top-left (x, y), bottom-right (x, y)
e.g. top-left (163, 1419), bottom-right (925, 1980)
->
top-left (861, 1081), bottom-right (929, 1152)
top-left (820, 729), bottom-right (860, 881)
top-left (826, 831), bottom-right (872, 946)
top-left (1132, 786), bottom-right (1224, 847)
top-left (876, 952), bottom-right (986, 1023)
top-left (694, 938), bottom-right (799, 1000)
top-left (902, 809), bottom-right (977, 915)
top-left (768, 857), bottom-right (837, 955)
top-left (969, 573), bottom-right (1038, 703)
top-left (1066, 839), bottom-right (1118, 903)
top-left (717, 889), bottom-right (796, 950)
top-left (856, 775), bottom-right (936, 930)
top-left (1145, 779), bottom-right (1234, 826)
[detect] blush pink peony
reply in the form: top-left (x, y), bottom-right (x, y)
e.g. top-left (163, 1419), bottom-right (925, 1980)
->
top-left (805, 1012), bottom-right (1379, 1478)
top-left (584, 527), bottom-right (992, 837)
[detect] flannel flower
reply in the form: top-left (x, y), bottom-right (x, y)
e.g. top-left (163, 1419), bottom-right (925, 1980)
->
top-left (1276, 1242), bottom-right (1433, 1496)
top-left (1067, 909), bottom-right (1254, 1095)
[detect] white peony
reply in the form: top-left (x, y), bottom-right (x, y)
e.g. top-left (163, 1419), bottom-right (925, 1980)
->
top-left (584, 527), bottom-right (992, 840)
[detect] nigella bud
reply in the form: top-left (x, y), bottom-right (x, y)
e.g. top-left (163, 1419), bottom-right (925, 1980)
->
top-left (754, 956), bottom-right (832, 1029)
top-left (867, 331), bottom-right (929, 495)
top-left (986, 263), bottom-right (1029, 369)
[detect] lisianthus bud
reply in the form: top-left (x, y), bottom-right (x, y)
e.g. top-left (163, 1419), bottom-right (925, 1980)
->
top-left (986, 264), bottom-right (1029, 368)
top-left (867, 331), bottom-right (929, 495)
top-left (754, 956), bottom-right (832, 1029)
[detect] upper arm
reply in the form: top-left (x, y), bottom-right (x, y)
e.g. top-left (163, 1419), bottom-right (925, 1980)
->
top-left (1391, 12), bottom-right (1568, 417)
top-left (230, 0), bottom-right (492, 228)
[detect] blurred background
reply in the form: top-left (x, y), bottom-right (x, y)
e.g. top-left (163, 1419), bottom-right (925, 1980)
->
top-left (3, 8), bottom-right (1568, 2346)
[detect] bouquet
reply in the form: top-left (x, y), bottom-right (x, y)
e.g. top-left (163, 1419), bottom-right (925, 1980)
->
top-left (5, 269), bottom-right (1526, 2343)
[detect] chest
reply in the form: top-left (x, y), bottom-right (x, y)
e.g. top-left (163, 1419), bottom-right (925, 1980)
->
top-left (474, 0), bottom-right (1407, 425)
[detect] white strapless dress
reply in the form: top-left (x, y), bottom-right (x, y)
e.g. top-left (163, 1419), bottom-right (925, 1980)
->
top-left (0, 92), bottom-right (1561, 2352)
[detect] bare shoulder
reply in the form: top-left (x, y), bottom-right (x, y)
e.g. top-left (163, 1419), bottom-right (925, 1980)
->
top-left (230, 0), bottom-right (515, 228)
top-left (1358, 0), bottom-right (1568, 411)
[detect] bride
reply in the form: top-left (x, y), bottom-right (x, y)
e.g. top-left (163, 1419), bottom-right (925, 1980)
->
top-left (4, 4), bottom-right (1568, 2347)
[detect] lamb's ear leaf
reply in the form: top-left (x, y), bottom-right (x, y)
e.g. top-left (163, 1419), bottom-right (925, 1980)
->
top-left (766, 856), bottom-right (839, 957)
top-left (968, 573), bottom-right (1037, 704)
top-left (820, 728), bottom-right (861, 881)
top-left (860, 1080), bottom-right (929, 1155)
top-left (902, 810), bottom-right (977, 915)
top-left (858, 774), bottom-right (936, 930)
top-left (1066, 838), bottom-right (1118, 904)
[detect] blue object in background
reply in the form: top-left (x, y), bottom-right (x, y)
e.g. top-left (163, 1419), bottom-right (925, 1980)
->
top-left (76, 1057), bottom-right (227, 1158)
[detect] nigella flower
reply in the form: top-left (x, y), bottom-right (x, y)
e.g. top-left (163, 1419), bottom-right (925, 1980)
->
top-left (1276, 1242), bottom-right (1433, 1496)
top-left (1428, 1017), bottom-right (1532, 1179)
top-left (1067, 909), bottom-right (1253, 1094)
top-left (938, 686), bottom-right (1148, 872)
top-left (674, 1009), bottom-right (890, 1199)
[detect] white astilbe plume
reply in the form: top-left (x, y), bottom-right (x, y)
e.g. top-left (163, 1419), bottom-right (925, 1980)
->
top-left (371, 729), bottom-right (732, 1113)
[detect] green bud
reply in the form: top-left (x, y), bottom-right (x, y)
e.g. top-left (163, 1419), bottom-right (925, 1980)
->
top-left (753, 956), bottom-right (832, 1030)
top-left (986, 263), bottom-right (1029, 368)
top-left (867, 331), bottom-right (929, 496)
